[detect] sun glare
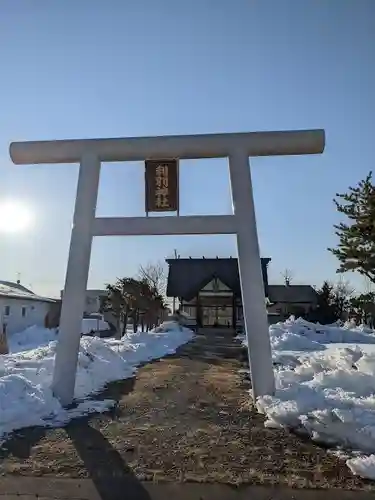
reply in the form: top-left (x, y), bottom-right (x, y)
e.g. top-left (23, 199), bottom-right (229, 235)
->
top-left (0, 201), bottom-right (33, 233)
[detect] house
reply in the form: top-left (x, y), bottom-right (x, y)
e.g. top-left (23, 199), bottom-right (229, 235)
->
top-left (59, 288), bottom-right (117, 329)
top-left (267, 284), bottom-right (318, 320)
top-left (0, 280), bottom-right (57, 336)
top-left (166, 257), bottom-right (270, 328)
top-left (60, 289), bottom-right (107, 316)
top-left (84, 289), bottom-right (109, 315)
top-left (166, 257), bottom-right (317, 328)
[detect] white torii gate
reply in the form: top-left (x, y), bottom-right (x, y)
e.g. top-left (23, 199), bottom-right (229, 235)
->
top-left (10, 129), bottom-right (325, 406)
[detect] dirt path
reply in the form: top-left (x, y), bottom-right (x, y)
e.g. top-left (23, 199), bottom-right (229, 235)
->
top-left (0, 330), bottom-right (373, 491)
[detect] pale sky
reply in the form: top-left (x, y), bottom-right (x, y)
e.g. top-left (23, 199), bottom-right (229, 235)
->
top-left (1, 0), bottom-right (374, 297)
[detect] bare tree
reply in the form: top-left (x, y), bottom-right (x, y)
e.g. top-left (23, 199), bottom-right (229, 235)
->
top-left (332, 276), bottom-right (354, 320)
top-left (138, 261), bottom-right (167, 297)
top-left (281, 268), bottom-right (294, 286)
top-left (335, 276), bottom-right (355, 298)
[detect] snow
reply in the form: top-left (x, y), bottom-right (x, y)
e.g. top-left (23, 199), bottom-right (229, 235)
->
top-left (238, 317), bottom-right (375, 480)
top-left (0, 281), bottom-right (55, 302)
top-left (0, 321), bottom-right (193, 444)
top-left (8, 313), bottom-right (375, 480)
top-left (8, 318), bottom-right (110, 353)
top-left (9, 325), bottom-right (58, 353)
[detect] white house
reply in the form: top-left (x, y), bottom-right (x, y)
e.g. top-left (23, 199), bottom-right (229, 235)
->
top-left (60, 288), bottom-right (107, 316)
top-left (0, 280), bottom-right (56, 336)
top-left (83, 289), bottom-right (108, 315)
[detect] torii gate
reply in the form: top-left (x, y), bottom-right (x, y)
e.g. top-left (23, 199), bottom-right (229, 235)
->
top-left (10, 129), bottom-right (325, 406)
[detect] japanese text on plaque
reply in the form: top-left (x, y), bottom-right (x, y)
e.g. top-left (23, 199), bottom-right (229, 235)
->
top-left (145, 159), bottom-right (179, 212)
top-left (155, 164), bottom-right (170, 209)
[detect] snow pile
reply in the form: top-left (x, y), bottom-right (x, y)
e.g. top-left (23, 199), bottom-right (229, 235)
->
top-left (269, 317), bottom-right (375, 349)
top-left (239, 317), bottom-right (375, 479)
top-left (240, 318), bottom-right (375, 353)
top-left (269, 323), bottom-right (325, 352)
top-left (9, 325), bottom-right (58, 353)
top-left (239, 317), bottom-right (375, 363)
top-left (8, 318), bottom-right (111, 354)
top-left (256, 344), bottom-right (375, 479)
top-left (0, 321), bottom-right (193, 443)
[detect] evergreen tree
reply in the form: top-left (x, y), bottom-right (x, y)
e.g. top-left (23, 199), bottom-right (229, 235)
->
top-left (331, 278), bottom-right (353, 320)
top-left (349, 292), bottom-right (375, 325)
top-left (314, 281), bottom-right (337, 323)
top-left (329, 172), bottom-right (375, 283)
top-left (101, 275), bottom-right (167, 338)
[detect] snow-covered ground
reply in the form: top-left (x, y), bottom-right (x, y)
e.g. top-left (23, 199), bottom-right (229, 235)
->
top-left (8, 318), bottom-right (111, 354)
top-left (0, 321), bottom-right (193, 444)
top-left (238, 317), bottom-right (375, 480)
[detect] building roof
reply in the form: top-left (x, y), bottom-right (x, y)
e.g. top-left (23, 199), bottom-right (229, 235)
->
top-left (60, 288), bottom-right (107, 298)
top-left (268, 284), bottom-right (317, 304)
top-left (166, 257), bottom-right (271, 300)
top-left (0, 281), bottom-right (56, 303)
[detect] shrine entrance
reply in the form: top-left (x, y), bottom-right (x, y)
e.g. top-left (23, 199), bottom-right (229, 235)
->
top-left (198, 277), bottom-right (234, 327)
top-left (201, 305), bottom-right (233, 328)
top-left (10, 129), bottom-right (325, 406)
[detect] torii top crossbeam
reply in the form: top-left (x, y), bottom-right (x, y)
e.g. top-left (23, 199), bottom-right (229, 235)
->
top-left (10, 129), bottom-right (325, 164)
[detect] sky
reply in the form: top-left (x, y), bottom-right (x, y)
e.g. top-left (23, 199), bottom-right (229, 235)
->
top-left (0, 0), bottom-right (374, 298)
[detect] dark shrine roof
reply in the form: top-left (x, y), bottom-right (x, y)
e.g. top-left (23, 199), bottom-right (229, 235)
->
top-left (268, 284), bottom-right (317, 304)
top-left (166, 257), bottom-right (270, 300)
